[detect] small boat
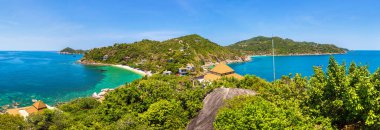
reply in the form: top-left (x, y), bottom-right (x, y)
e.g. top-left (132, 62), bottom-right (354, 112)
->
top-left (32, 99), bottom-right (38, 102)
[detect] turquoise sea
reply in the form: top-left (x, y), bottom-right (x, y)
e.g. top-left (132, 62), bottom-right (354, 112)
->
top-left (229, 51), bottom-right (380, 81)
top-left (0, 51), bottom-right (142, 107)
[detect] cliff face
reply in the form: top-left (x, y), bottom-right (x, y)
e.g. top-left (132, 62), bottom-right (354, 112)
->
top-left (187, 88), bottom-right (256, 130)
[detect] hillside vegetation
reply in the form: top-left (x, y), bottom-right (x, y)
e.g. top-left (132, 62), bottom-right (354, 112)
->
top-left (82, 34), bottom-right (243, 74)
top-left (227, 36), bottom-right (348, 55)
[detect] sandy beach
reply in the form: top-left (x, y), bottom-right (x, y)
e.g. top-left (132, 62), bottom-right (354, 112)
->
top-left (78, 60), bottom-right (148, 76)
top-left (112, 65), bottom-right (147, 76)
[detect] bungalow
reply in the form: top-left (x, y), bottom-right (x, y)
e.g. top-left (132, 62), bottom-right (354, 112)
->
top-left (103, 55), bottom-right (109, 61)
top-left (203, 63), bottom-right (244, 82)
top-left (186, 63), bottom-right (195, 72)
top-left (6, 100), bottom-right (54, 118)
top-left (178, 67), bottom-right (188, 76)
top-left (124, 56), bottom-right (131, 61)
top-left (163, 70), bottom-right (172, 75)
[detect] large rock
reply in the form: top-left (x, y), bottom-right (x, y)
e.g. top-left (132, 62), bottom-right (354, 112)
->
top-left (187, 88), bottom-right (256, 130)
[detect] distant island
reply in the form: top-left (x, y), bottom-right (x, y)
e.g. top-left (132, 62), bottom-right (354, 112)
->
top-left (59, 47), bottom-right (86, 54)
top-left (227, 36), bottom-right (348, 55)
top-left (80, 34), bottom-right (250, 75)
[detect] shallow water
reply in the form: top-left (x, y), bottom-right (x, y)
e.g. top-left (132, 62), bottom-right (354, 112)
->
top-left (0, 51), bottom-right (142, 107)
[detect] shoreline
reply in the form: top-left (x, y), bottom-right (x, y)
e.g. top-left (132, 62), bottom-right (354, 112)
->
top-left (112, 65), bottom-right (147, 76)
top-left (77, 60), bottom-right (149, 76)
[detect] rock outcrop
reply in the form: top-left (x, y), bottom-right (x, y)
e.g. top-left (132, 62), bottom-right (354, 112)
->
top-left (187, 88), bottom-right (256, 130)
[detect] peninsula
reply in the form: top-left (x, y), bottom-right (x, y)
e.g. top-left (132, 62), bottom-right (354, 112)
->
top-left (227, 36), bottom-right (348, 55)
top-left (80, 34), bottom-right (250, 76)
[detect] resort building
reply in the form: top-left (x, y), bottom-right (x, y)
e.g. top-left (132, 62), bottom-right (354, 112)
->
top-left (6, 100), bottom-right (54, 118)
top-left (203, 63), bottom-right (244, 81)
top-left (186, 63), bottom-right (195, 72)
top-left (103, 55), bottom-right (109, 61)
top-left (163, 70), bottom-right (172, 75)
top-left (179, 67), bottom-right (188, 76)
top-left (124, 56), bottom-right (131, 62)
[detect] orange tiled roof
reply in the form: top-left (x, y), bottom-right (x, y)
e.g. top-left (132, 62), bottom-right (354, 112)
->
top-left (210, 63), bottom-right (235, 74)
top-left (204, 73), bottom-right (244, 81)
top-left (33, 101), bottom-right (47, 110)
top-left (6, 108), bottom-right (21, 116)
top-left (26, 106), bottom-right (38, 114)
top-left (225, 73), bottom-right (244, 80)
top-left (6, 101), bottom-right (48, 116)
top-left (204, 73), bottom-right (221, 81)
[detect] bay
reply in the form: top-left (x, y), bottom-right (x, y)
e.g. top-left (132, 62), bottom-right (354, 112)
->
top-left (0, 51), bottom-right (142, 107)
top-left (229, 51), bottom-right (380, 81)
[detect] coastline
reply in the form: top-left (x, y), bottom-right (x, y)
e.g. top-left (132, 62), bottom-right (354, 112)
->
top-left (112, 65), bottom-right (147, 76)
top-left (77, 60), bottom-right (148, 76)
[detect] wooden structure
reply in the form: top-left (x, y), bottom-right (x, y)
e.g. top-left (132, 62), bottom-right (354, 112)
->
top-left (203, 63), bottom-right (243, 81)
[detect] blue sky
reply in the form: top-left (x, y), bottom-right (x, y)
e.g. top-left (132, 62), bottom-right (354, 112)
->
top-left (0, 0), bottom-right (380, 50)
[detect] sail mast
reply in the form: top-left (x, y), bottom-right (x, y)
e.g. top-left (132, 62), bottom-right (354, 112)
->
top-left (272, 36), bottom-right (276, 81)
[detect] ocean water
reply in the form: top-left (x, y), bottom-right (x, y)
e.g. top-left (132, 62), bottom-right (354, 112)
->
top-left (229, 51), bottom-right (380, 81)
top-left (0, 51), bottom-right (142, 107)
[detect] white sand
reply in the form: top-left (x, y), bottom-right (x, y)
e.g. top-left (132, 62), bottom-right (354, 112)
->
top-left (112, 65), bottom-right (147, 76)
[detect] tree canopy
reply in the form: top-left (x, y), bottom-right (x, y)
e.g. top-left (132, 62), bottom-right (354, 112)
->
top-left (82, 34), bottom-right (243, 74)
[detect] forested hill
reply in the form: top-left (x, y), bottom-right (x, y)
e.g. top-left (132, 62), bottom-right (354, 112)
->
top-left (227, 36), bottom-right (348, 55)
top-left (60, 47), bottom-right (86, 54)
top-left (82, 34), bottom-right (244, 73)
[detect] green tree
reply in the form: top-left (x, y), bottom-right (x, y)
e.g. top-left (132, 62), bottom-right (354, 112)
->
top-left (140, 99), bottom-right (188, 129)
top-left (305, 56), bottom-right (380, 128)
top-left (0, 114), bottom-right (29, 130)
top-left (27, 110), bottom-right (70, 130)
top-left (214, 96), bottom-right (333, 129)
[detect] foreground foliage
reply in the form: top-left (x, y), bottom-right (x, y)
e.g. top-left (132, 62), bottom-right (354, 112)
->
top-left (0, 114), bottom-right (29, 129)
top-left (214, 96), bottom-right (333, 129)
top-left (15, 75), bottom-right (212, 129)
top-left (304, 58), bottom-right (380, 128)
top-left (214, 57), bottom-right (380, 129)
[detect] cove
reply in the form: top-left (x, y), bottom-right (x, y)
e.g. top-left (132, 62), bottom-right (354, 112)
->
top-left (0, 51), bottom-right (142, 107)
